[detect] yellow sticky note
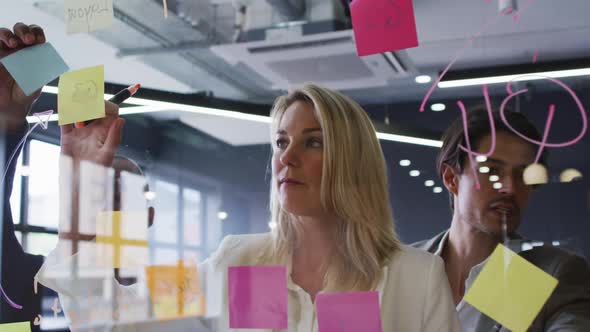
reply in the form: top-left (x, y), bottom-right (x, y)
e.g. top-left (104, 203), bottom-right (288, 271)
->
top-left (95, 211), bottom-right (148, 268)
top-left (0, 322), bottom-right (31, 332)
top-left (145, 260), bottom-right (206, 320)
top-left (58, 65), bottom-right (105, 125)
top-left (464, 244), bottom-right (558, 332)
top-left (64, 0), bottom-right (114, 34)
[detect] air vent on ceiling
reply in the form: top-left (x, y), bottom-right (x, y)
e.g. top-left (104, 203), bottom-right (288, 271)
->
top-left (211, 30), bottom-right (413, 91)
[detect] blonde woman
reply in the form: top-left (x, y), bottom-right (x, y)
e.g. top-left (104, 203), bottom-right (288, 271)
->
top-left (202, 84), bottom-right (460, 331)
top-left (24, 35), bottom-right (460, 330)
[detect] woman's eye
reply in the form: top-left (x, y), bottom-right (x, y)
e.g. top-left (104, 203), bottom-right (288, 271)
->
top-left (276, 138), bottom-right (288, 149)
top-left (307, 138), bottom-right (322, 148)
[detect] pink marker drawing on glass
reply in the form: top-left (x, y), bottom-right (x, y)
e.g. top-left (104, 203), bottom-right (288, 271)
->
top-left (418, 0), bottom-right (587, 189)
top-left (419, 4), bottom-right (520, 113)
top-left (499, 75), bottom-right (588, 164)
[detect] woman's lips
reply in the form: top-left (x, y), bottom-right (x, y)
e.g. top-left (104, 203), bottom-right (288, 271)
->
top-left (280, 178), bottom-right (304, 186)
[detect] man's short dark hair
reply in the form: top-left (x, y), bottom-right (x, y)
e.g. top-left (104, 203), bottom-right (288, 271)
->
top-left (436, 106), bottom-right (547, 211)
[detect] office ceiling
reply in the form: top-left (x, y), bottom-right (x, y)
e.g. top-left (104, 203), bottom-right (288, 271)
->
top-left (4, 0), bottom-right (590, 154)
top-left (8, 0), bottom-right (590, 239)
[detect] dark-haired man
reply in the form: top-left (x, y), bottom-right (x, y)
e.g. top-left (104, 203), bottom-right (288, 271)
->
top-left (413, 109), bottom-right (590, 331)
top-left (0, 22), bottom-right (49, 329)
top-left (0, 22), bottom-right (125, 329)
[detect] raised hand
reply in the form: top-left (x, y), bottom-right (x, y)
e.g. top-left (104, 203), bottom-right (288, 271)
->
top-left (0, 23), bottom-right (46, 128)
top-left (60, 101), bottom-right (125, 166)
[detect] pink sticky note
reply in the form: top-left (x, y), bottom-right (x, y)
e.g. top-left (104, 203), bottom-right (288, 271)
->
top-left (316, 291), bottom-right (382, 332)
top-left (350, 0), bottom-right (419, 56)
top-left (228, 266), bottom-right (288, 329)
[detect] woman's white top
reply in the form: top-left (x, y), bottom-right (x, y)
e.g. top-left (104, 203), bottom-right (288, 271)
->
top-left (36, 232), bottom-right (460, 332)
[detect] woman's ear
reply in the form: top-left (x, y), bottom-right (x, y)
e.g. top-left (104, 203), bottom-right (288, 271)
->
top-left (442, 163), bottom-right (460, 196)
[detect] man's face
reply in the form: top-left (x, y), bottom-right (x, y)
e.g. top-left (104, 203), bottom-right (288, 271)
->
top-left (450, 132), bottom-right (537, 237)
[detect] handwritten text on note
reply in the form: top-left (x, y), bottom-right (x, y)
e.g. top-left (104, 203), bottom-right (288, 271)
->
top-left (58, 65), bottom-right (105, 125)
top-left (145, 260), bottom-right (205, 319)
top-left (64, 0), bottom-right (114, 34)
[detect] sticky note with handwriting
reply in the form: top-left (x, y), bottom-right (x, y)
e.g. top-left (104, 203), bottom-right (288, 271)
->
top-left (464, 244), bottom-right (558, 332)
top-left (145, 260), bottom-right (205, 319)
top-left (0, 43), bottom-right (69, 96)
top-left (350, 0), bottom-right (419, 56)
top-left (65, 0), bottom-right (114, 34)
top-left (58, 65), bottom-right (105, 125)
top-left (316, 291), bottom-right (382, 332)
top-left (0, 321), bottom-right (31, 332)
top-left (228, 266), bottom-right (288, 329)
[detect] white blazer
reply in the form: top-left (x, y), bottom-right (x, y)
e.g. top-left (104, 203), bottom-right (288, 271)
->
top-left (36, 233), bottom-right (460, 332)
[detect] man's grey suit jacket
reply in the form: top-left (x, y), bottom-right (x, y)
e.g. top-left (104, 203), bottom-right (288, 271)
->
top-left (413, 231), bottom-right (590, 332)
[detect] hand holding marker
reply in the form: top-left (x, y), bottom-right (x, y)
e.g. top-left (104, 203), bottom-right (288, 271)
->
top-left (74, 83), bottom-right (141, 128)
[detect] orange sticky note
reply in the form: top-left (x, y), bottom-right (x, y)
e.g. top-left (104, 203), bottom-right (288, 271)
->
top-left (464, 244), bottom-right (558, 332)
top-left (145, 260), bottom-right (205, 320)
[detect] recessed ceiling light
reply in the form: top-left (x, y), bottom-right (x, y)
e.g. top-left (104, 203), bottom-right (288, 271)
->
top-left (217, 211), bottom-right (228, 220)
top-left (144, 191), bottom-right (157, 201)
top-left (424, 180), bottom-right (435, 187)
top-left (493, 182), bottom-right (503, 189)
top-left (268, 221), bottom-right (277, 229)
top-left (479, 166), bottom-right (490, 174)
top-left (475, 155), bottom-right (487, 163)
top-left (399, 159), bottom-right (411, 167)
top-left (433, 187), bottom-right (443, 193)
top-left (523, 163), bottom-right (548, 185)
top-left (415, 75), bottom-right (432, 84)
top-left (489, 175), bottom-right (500, 182)
top-left (559, 168), bottom-right (583, 183)
top-left (409, 170), bottom-right (420, 177)
top-left (430, 103), bottom-right (446, 112)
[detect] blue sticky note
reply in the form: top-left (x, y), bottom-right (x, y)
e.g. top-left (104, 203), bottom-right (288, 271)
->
top-left (0, 43), bottom-right (69, 96)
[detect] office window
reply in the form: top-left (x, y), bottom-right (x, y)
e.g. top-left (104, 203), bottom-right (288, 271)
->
top-left (149, 180), bottom-right (206, 265)
top-left (153, 179), bottom-right (179, 244)
top-left (26, 233), bottom-right (59, 256)
top-left (183, 187), bottom-right (202, 247)
top-left (27, 139), bottom-right (60, 228)
top-left (10, 152), bottom-right (23, 225)
top-left (10, 139), bottom-right (209, 259)
top-left (9, 139), bottom-right (60, 257)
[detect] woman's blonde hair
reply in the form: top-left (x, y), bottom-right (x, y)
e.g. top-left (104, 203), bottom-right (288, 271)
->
top-left (267, 83), bottom-right (400, 291)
